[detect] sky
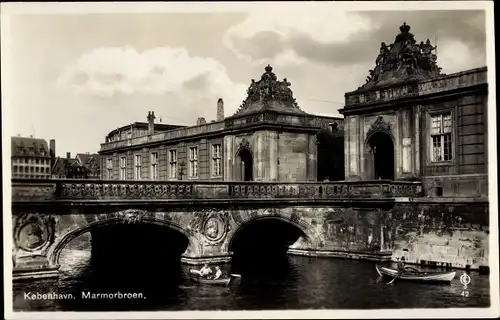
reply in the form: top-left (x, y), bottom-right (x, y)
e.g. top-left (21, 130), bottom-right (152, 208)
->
top-left (2, 3), bottom-right (489, 157)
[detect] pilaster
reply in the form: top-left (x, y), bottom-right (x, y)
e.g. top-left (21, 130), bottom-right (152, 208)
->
top-left (269, 131), bottom-right (279, 181)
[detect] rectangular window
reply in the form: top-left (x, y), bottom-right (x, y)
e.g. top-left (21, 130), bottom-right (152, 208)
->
top-left (430, 112), bottom-right (453, 162)
top-left (212, 144), bottom-right (222, 176)
top-left (106, 158), bottom-right (113, 179)
top-left (150, 152), bottom-right (159, 180)
top-left (189, 146), bottom-right (198, 177)
top-left (120, 157), bottom-right (127, 180)
top-left (134, 154), bottom-right (142, 180)
top-left (169, 150), bottom-right (177, 179)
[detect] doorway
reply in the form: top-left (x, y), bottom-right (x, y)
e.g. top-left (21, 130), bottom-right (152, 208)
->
top-left (237, 148), bottom-right (253, 181)
top-left (366, 132), bottom-right (395, 180)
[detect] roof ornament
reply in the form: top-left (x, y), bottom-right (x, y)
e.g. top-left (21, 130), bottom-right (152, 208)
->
top-left (233, 65), bottom-right (304, 116)
top-left (359, 22), bottom-right (443, 89)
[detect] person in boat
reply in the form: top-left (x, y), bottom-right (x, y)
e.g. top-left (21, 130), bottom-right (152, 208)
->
top-left (397, 257), bottom-right (406, 276)
top-left (199, 264), bottom-right (213, 279)
top-left (397, 256), bottom-right (419, 276)
top-left (213, 266), bottom-right (222, 280)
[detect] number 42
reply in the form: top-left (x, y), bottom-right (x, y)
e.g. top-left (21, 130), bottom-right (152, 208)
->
top-left (461, 291), bottom-right (470, 297)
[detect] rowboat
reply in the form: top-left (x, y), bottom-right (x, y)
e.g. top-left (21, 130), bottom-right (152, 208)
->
top-left (188, 268), bottom-right (240, 286)
top-left (375, 264), bottom-right (456, 283)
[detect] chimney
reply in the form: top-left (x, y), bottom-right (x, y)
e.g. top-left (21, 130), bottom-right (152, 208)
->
top-left (66, 152), bottom-right (71, 159)
top-left (50, 139), bottom-right (56, 159)
top-left (147, 111), bottom-right (156, 135)
top-left (216, 98), bottom-right (224, 122)
top-left (196, 117), bottom-right (207, 126)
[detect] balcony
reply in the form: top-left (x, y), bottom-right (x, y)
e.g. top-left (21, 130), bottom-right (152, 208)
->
top-left (11, 179), bottom-right (423, 203)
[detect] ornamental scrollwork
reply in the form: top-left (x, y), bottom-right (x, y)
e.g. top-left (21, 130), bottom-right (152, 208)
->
top-left (366, 116), bottom-right (392, 139)
top-left (115, 209), bottom-right (148, 224)
top-left (239, 137), bottom-right (250, 150)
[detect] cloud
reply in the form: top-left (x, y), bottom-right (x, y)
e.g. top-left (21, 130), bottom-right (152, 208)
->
top-left (223, 8), bottom-right (373, 66)
top-left (224, 9), bottom-right (486, 73)
top-left (57, 46), bottom-right (248, 115)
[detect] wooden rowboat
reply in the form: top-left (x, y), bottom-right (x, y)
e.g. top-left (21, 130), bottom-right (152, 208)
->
top-left (375, 264), bottom-right (456, 283)
top-left (188, 268), bottom-right (239, 286)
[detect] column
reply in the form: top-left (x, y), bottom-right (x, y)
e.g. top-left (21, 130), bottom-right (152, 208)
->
top-left (269, 131), bottom-right (278, 181)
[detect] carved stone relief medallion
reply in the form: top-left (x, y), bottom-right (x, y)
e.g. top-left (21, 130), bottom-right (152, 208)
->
top-left (201, 210), bottom-right (229, 244)
top-left (14, 213), bottom-right (55, 252)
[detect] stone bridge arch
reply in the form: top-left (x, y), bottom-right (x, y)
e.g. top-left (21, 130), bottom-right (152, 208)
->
top-left (47, 211), bottom-right (197, 266)
top-left (12, 210), bottom-right (201, 269)
top-left (222, 208), bottom-right (325, 254)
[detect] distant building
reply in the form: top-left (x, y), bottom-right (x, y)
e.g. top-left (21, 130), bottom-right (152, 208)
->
top-left (11, 136), bottom-right (52, 179)
top-left (75, 153), bottom-right (101, 179)
top-left (52, 152), bottom-right (100, 179)
top-left (99, 65), bottom-right (345, 182)
top-left (339, 22), bottom-right (488, 198)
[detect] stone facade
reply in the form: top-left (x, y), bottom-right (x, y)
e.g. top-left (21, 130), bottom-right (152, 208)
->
top-left (338, 22), bottom-right (489, 269)
top-left (339, 23), bottom-right (488, 201)
top-left (99, 66), bottom-right (344, 183)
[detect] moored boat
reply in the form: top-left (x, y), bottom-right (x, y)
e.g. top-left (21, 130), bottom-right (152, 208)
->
top-left (188, 268), bottom-right (239, 286)
top-left (375, 264), bottom-right (456, 283)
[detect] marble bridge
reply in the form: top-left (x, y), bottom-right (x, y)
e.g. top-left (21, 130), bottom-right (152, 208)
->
top-left (11, 178), bottom-right (489, 281)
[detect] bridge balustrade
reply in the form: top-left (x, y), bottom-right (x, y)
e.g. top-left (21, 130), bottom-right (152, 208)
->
top-left (11, 179), bottom-right (423, 202)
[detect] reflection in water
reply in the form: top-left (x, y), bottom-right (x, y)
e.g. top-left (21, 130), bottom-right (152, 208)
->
top-left (13, 249), bottom-right (490, 311)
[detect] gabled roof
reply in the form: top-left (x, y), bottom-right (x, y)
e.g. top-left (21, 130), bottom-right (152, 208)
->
top-left (52, 156), bottom-right (77, 173)
top-left (231, 65), bottom-right (306, 117)
top-left (75, 153), bottom-right (99, 165)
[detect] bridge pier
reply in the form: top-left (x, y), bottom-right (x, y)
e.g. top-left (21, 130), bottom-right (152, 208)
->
top-left (12, 253), bottom-right (60, 281)
top-left (180, 254), bottom-right (232, 265)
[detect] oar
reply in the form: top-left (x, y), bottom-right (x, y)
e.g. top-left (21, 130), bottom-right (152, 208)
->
top-left (387, 274), bottom-right (399, 285)
top-left (230, 273), bottom-right (242, 278)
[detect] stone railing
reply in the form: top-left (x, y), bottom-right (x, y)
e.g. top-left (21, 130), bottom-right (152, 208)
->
top-left (344, 67), bottom-right (487, 107)
top-left (11, 179), bottom-right (423, 202)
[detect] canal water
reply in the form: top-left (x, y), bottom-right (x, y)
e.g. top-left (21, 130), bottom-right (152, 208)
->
top-left (13, 249), bottom-right (490, 311)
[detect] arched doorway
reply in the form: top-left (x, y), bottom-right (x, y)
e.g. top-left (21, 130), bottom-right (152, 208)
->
top-left (365, 131), bottom-right (395, 180)
top-left (236, 148), bottom-right (253, 181)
